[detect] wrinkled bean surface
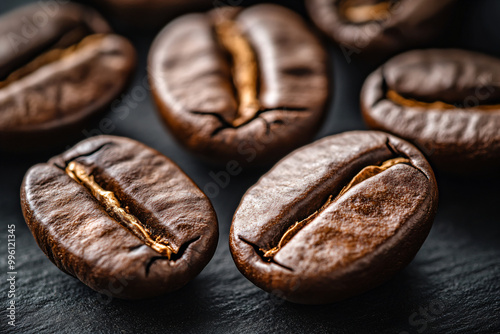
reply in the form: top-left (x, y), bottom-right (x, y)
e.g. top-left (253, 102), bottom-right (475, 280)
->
top-left (21, 136), bottom-right (218, 299)
top-left (230, 131), bottom-right (438, 304)
top-left (361, 49), bottom-right (500, 173)
top-left (149, 4), bottom-right (329, 165)
top-left (0, 3), bottom-right (136, 149)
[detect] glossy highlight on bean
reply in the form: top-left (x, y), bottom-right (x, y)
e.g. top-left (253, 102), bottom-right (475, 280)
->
top-left (21, 135), bottom-right (219, 299)
top-left (0, 34), bottom-right (106, 89)
top-left (230, 131), bottom-right (438, 304)
top-left (361, 49), bottom-right (500, 173)
top-left (149, 4), bottom-right (329, 165)
top-left (204, 8), bottom-right (308, 129)
top-left (0, 3), bottom-right (136, 151)
top-left (261, 157), bottom-right (410, 259)
top-left (65, 161), bottom-right (175, 258)
top-left (306, 0), bottom-right (457, 61)
top-left (214, 16), bottom-right (260, 127)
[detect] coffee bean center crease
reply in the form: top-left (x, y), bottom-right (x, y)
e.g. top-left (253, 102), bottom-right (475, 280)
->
top-left (387, 89), bottom-right (500, 110)
top-left (0, 34), bottom-right (106, 89)
top-left (65, 161), bottom-right (175, 258)
top-left (214, 16), bottom-right (260, 127)
top-left (261, 157), bottom-right (410, 259)
top-left (341, 1), bottom-right (393, 23)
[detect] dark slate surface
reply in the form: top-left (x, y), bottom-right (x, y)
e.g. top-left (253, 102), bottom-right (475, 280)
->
top-left (1, 1), bottom-right (500, 333)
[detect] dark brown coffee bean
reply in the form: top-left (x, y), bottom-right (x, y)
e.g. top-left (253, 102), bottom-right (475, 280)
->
top-left (21, 135), bottom-right (218, 299)
top-left (89, 0), bottom-right (213, 29)
top-left (230, 131), bottom-right (438, 304)
top-left (0, 3), bottom-right (136, 151)
top-left (361, 49), bottom-right (500, 173)
top-left (306, 0), bottom-right (457, 60)
top-left (149, 4), bottom-right (330, 165)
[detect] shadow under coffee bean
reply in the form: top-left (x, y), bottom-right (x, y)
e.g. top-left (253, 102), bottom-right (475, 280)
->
top-left (230, 131), bottom-right (438, 304)
top-left (361, 48), bottom-right (500, 173)
top-left (0, 3), bottom-right (136, 151)
top-left (21, 136), bottom-right (218, 299)
top-left (149, 4), bottom-right (330, 166)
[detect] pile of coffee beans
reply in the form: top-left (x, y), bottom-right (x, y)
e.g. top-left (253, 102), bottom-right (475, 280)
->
top-left (0, 0), bottom-right (496, 304)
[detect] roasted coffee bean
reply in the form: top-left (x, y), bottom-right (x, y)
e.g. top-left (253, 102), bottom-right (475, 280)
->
top-left (21, 136), bottom-right (218, 299)
top-left (306, 0), bottom-right (457, 60)
top-left (149, 4), bottom-right (329, 165)
top-left (89, 0), bottom-right (213, 29)
top-left (361, 49), bottom-right (500, 173)
top-left (230, 131), bottom-right (438, 304)
top-left (0, 3), bottom-right (136, 151)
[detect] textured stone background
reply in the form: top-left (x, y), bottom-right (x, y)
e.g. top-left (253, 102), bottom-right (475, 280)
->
top-left (1, 1), bottom-right (499, 333)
